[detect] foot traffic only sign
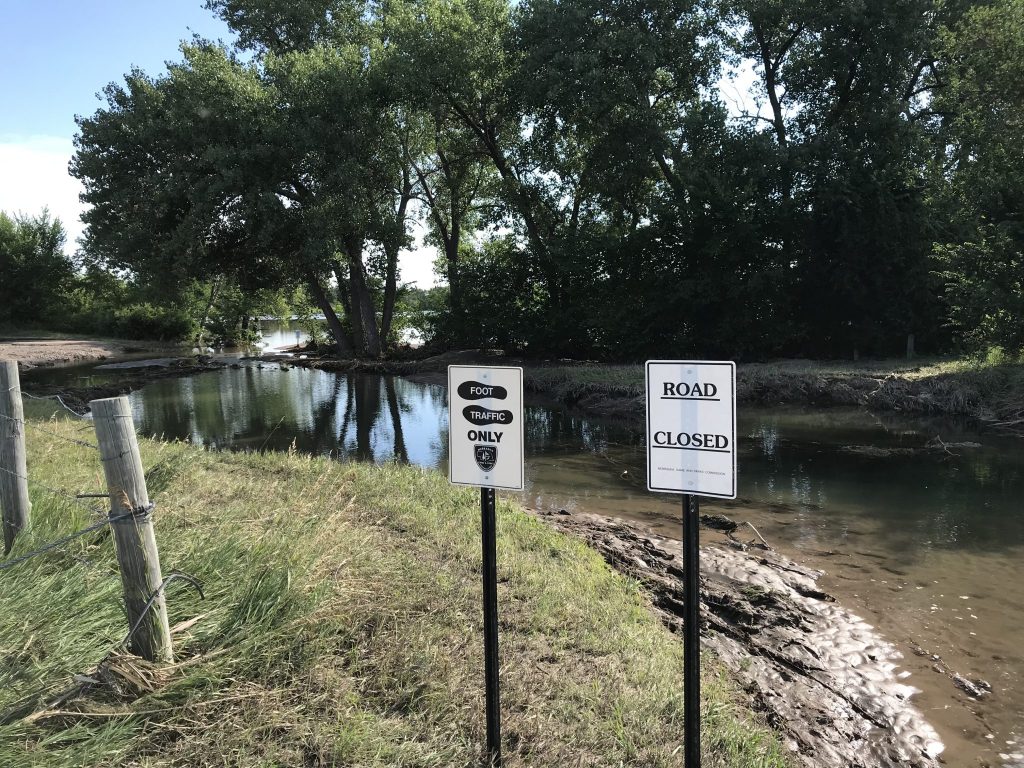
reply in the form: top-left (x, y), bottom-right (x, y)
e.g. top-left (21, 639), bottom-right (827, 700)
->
top-left (448, 365), bottom-right (524, 491)
top-left (646, 360), bottom-right (736, 768)
top-left (448, 365), bottom-right (524, 768)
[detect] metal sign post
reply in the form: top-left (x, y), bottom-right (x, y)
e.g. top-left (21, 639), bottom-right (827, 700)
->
top-left (645, 360), bottom-right (737, 768)
top-left (480, 486), bottom-right (501, 765)
top-left (682, 492), bottom-right (701, 768)
top-left (448, 365), bottom-right (524, 768)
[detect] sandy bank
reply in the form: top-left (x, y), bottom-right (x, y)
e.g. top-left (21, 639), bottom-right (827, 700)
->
top-left (0, 336), bottom-right (184, 369)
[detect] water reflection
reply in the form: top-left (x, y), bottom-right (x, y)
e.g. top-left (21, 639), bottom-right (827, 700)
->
top-left (736, 410), bottom-right (1024, 557)
top-left (124, 368), bottom-right (1024, 561)
top-left (131, 368), bottom-right (432, 465)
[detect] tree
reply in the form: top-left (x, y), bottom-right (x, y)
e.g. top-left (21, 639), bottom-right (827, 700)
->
top-left (0, 210), bottom-right (75, 326)
top-left (72, 29), bottom-right (418, 357)
top-left (407, 113), bottom-right (498, 341)
top-left (729, 0), bottom-right (946, 356)
top-left (931, 0), bottom-right (1024, 352)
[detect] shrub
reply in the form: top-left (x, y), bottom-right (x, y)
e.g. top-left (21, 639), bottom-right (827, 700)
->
top-left (109, 303), bottom-right (196, 341)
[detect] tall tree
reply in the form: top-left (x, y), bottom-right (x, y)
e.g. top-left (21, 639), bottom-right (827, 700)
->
top-left (73, 26), bottom-right (417, 357)
top-left (731, 0), bottom-right (944, 356)
top-left (931, 0), bottom-right (1024, 351)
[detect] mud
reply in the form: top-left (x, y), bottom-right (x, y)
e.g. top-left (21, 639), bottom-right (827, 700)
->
top-left (531, 507), bottom-right (945, 768)
top-left (22, 357), bottom-right (230, 413)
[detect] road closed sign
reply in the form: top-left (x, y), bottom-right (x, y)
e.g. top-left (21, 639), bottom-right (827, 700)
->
top-left (449, 365), bottom-right (524, 490)
top-left (646, 360), bottom-right (737, 498)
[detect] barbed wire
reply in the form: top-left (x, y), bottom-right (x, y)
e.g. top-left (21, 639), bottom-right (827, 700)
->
top-left (19, 391), bottom-right (88, 418)
top-left (0, 504), bottom-right (154, 573)
top-left (118, 570), bottom-right (205, 651)
top-left (0, 413), bottom-right (100, 450)
top-left (0, 464), bottom-right (106, 513)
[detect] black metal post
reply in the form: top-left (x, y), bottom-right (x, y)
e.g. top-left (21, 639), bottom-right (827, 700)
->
top-left (481, 486), bottom-right (502, 766)
top-left (683, 493), bottom-right (701, 768)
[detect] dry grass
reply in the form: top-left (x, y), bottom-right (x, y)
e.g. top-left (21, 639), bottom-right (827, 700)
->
top-left (0, 419), bottom-right (788, 767)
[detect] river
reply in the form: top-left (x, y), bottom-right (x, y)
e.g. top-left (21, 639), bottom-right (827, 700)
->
top-left (23, 339), bottom-right (1024, 767)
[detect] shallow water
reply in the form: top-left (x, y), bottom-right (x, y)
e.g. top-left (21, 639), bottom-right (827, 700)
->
top-left (24, 359), bottom-right (1024, 766)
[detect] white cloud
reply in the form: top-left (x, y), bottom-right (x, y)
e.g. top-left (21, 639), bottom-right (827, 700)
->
top-left (0, 135), bottom-right (86, 254)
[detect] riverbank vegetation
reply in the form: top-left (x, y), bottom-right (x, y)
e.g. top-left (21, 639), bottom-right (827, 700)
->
top-left (0, 419), bottom-right (787, 767)
top-left (520, 356), bottom-right (1024, 432)
top-left (0, 209), bottom-right (317, 345)
top-left (58, 0), bottom-right (1023, 363)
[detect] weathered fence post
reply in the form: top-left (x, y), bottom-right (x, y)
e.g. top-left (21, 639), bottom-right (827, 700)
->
top-left (91, 396), bottom-right (173, 663)
top-left (0, 360), bottom-right (31, 553)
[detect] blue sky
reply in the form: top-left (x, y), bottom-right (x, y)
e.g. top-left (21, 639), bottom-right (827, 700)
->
top-left (1, 1), bottom-right (232, 140)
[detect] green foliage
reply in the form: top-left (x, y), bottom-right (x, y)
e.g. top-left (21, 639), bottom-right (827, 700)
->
top-left (935, 228), bottom-right (1024, 352)
top-left (931, 0), bottom-right (1024, 354)
top-left (0, 210), bottom-right (75, 326)
top-left (108, 303), bottom-right (197, 341)
top-left (62, 0), bottom-right (1024, 360)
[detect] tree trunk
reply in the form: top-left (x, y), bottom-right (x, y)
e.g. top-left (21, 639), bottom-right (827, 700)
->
top-left (445, 234), bottom-right (464, 340)
top-left (334, 262), bottom-right (365, 356)
top-left (382, 170), bottom-right (414, 345)
top-left (381, 244), bottom-right (399, 345)
top-left (346, 238), bottom-right (382, 358)
top-left (306, 276), bottom-right (354, 356)
top-left (197, 277), bottom-right (223, 348)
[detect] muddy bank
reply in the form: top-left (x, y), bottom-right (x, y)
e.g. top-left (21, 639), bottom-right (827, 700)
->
top-left (531, 507), bottom-right (944, 768)
top-left (0, 336), bottom-right (184, 370)
top-left (22, 357), bottom-right (231, 413)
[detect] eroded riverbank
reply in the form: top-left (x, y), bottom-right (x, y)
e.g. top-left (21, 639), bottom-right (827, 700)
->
top-left (532, 507), bottom-right (944, 768)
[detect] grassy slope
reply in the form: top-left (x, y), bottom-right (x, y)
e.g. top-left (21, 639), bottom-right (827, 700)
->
top-left (0, 420), bottom-right (787, 768)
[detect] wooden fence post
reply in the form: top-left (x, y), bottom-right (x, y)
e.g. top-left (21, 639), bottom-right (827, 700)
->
top-left (91, 396), bottom-right (173, 663)
top-left (0, 360), bottom-right (31, 554)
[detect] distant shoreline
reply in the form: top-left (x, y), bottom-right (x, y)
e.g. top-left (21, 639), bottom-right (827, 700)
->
top-left (295, 350), bottom-right (1024, 435)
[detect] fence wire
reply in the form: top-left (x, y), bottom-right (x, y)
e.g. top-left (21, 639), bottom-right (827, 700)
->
top-left (0, 464), bottom-right (106, 512)
top-left (0, 505), bottom-right (153, 572)
top-left (0, 413), bottom-right (100, 450)
top-left (14, 389), bottom-right (89, 418)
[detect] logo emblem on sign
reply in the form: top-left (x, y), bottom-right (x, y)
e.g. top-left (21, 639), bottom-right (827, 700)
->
top-left (474, 444), bottom-right (497, 471)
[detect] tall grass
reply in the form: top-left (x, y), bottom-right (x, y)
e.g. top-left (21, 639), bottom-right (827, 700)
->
top-left (0, 420), bottom-right (787, 767)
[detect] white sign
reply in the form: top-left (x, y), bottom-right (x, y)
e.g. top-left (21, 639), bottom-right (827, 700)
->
top-left (448, 365), bottom-right (525, 490)
top-left (646, 360), bottom-right (737, 498)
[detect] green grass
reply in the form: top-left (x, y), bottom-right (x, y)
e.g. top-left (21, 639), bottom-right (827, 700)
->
top-left (0, 419), bottom-right (788, 767)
